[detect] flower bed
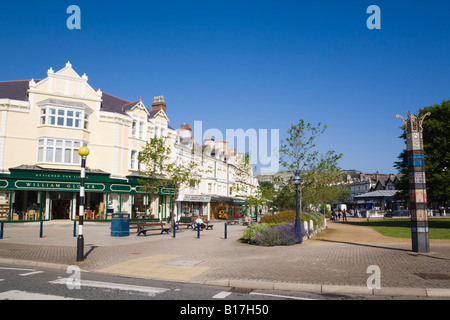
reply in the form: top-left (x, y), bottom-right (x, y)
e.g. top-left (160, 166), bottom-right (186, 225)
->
top-left (242, 211), bottom-right (326, 246)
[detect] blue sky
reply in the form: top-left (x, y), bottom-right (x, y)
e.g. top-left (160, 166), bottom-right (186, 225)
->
top-left (1, 1), bottom-right (449, 174)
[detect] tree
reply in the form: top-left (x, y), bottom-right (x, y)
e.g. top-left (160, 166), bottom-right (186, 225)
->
top-left (231, 152), bottom-right (254, 195)
top-left (278, 119), bottom-right (344, 212)
top-left (138, 136), bottom-right (203, 219)
top-left (394, 100), bottom-right (450, 207)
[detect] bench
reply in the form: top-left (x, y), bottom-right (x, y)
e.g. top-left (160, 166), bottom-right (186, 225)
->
top-left (176, 220), bottom-right (194, 230)
top-left (136, 222), bottom-right (170, 236)
top-left (193, 220), bottom-right (214, 230)
top-left (227, 219), bottom-right (239, 225)
top-left (242, 220), bottom-right (254, 226)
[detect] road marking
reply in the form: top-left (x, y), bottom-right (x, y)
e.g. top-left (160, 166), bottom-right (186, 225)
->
top-left (250, 292), bottom-right (317, 300)
top-left (213, 291), bottom-right (232, 299)
top-left (49, 278), bottom-right (170, 296)
top-left (0, 267), bottom-right (36, 272)
top-left (0, 290), bottom-right (80, 300)
top-left (19, 271), bottom-right (44, 277)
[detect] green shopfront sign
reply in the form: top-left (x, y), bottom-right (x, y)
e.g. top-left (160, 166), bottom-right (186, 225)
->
top-left (15, 181), bottom-right (105, 192)
top-left (0, 167), bottom-right (175, 196)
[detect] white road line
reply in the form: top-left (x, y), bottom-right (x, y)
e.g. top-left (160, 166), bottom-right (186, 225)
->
top-left (0, 290), bottom-right (81, 300)
top-left (250, 292), bottom-right (317, 300)
top-left (0, 267), bottom-right (36, 272)
top-left (49, 278), bottom-right (170, 296)
top-left (19, 271), bottom-right (44, 277)
top-left (213, 291), bottom-right (232, 299)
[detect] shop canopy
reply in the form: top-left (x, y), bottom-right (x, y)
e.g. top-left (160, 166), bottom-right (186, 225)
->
top-left (210, 195), bottom-right (247, 205)
top-left (354, 190), bottom-right (398, 202)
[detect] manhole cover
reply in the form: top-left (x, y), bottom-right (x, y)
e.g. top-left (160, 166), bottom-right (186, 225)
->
top-left (168, 260), bottom-right (202, 266)
top-left (231, 287), bottom-right (253, 294)
top-left (414, 273), bottom-right (450, 280)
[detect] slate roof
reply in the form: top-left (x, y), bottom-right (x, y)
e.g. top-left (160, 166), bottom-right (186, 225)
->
top-left (0, 80), bottom-right (162, 120)
top-left (0, 80), bottom-right (41, 101)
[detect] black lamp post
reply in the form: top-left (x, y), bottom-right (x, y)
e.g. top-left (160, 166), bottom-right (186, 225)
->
top-left (77, 146), bottom-right (89, 262)
top-left (292, 170), bottom-right (302, 243)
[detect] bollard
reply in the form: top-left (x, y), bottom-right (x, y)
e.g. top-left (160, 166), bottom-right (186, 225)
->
top-left (0, 221), bottom-right (4, 239)
top-left (73, 220), bottom-right (77, 237)
top-left (224, 222), bottom-right (227, 239)
top-left (40, 220), bottom-right (43, 238)
top-left (197, 223), bottom-right (200, 239)
top-left (173, 219), bottom-right (176, 238)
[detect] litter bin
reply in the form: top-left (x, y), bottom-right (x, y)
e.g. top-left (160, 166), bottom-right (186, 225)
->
top-left (111, 213), bottom-right (130, 237)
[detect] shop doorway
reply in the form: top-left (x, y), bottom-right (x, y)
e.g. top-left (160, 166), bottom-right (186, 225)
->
top-left (50, 192), bottom-right (73, 220)
top-left (51, 200), bottom-right (71, 220)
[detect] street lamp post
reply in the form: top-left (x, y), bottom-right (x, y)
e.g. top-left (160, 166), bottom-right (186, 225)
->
top-left (292, 170), bottom-right (302, 243)
top-left (77, 146), bottom-right (90, 262)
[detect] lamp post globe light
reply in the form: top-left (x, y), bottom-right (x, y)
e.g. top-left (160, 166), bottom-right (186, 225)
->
top-left (77, 146), bottom-right (89, 262)
top-left (292, 170), bottom-right (302, 243)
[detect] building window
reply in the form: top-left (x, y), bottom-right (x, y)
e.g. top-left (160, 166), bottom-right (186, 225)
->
top-left (39, 107), bottom-right (89, 130)
top-left (37, 138), bottom-right (85, 165)
top-left (132, 121), bottom-right (137, 137)
top-left (139, 122), bottom-right (144, 140)
top-left (131, 151), bottom-right (136, 169)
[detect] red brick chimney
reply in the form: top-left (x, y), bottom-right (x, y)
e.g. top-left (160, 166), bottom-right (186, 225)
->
top-left (152, 96), bottom-right (166, 113)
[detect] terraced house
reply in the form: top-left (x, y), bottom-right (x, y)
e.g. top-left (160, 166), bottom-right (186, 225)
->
top-left (0, 62), bottom-right (258, 223)
top-left (0, 62), bottom-right (176, 222)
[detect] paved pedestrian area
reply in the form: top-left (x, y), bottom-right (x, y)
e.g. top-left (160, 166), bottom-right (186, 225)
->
top-left (1, 218), bottom-right (450, 297)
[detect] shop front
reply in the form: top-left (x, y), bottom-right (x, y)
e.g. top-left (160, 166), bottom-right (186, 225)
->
top-left (210, 195), bottom-right (247, 220)
top-left (0, 166), bottom-right (174, 222)
top-left (175, 194), bottom-right (211, 221)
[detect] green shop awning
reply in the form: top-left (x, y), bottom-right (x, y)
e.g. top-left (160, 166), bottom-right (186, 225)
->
top-left (0, 165), bottom-right (174, 196)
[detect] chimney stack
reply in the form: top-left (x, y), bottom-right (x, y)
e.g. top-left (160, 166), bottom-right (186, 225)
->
top-left (152, 96), bottom-right (166, 113)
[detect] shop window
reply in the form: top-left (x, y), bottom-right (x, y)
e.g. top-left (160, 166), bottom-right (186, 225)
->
top-left (85, 192), bottom-right (105, 220)
top-left (0, 192), bottom-right (10, 220)
top-left (133, 194), bottom-right (146, 219)
top-left (12, 191), bottom-right (40, 221)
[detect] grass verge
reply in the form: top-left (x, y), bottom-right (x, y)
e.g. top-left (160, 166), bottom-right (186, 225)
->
top-left (364, 218), bottom-right (450, 239)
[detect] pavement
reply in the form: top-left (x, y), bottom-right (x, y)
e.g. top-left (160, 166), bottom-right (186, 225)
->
top-left (1, 217), bottom-right (450, 299)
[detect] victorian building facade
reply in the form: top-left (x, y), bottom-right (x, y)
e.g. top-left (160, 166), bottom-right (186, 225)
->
top-left (0, 62), bottom-right (175, 221)
top-left (0, 62), bottom-right (258, 222)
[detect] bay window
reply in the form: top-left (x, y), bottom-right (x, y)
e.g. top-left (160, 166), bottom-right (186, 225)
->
top-left (37, 138), bottom-right (85, 165)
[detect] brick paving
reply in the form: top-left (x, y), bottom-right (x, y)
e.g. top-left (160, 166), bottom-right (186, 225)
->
top-left (1, 219), bottom-right (450, 292)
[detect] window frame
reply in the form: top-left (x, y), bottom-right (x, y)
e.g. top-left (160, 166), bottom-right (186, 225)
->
top-left (38, 104), bottom-right (91, 131)
top-left (37, 138), bottom-right (86, 166)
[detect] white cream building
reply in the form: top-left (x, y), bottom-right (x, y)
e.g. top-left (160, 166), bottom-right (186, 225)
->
top-left (173, 124), bottom-right (259, 220)
top-left (0, 62), bottom-right (258, 222)
top-left (0, 62), bottom-right (176, 221)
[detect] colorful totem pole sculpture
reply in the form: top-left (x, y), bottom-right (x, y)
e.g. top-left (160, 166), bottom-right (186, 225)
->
top-left (396, 111), bottom-right (431, 253)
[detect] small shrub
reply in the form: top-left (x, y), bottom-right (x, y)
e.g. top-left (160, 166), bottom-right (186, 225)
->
top-left (254, 222), bottom-right (299, 246)
top-left (242, 223), bottom-right (270, 243)
top-left (261, 210), bottom-right (323, 229)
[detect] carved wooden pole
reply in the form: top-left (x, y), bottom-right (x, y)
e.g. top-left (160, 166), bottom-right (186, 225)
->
top-left (396, 111), bottom-right (431, 253)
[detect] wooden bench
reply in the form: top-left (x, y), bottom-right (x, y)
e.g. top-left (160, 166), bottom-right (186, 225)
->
top-left (136, 222), bottom-right (170, 236)
top-left (176, 220), bottom-right (194, 230)
top-left (193, 220), bottom-right (214, 230)
top-left (227, 219), bottom-right (239, 225)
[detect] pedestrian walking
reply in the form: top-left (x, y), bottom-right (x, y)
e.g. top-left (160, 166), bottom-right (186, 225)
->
top-left (342, 209), bottom-right (347, 222)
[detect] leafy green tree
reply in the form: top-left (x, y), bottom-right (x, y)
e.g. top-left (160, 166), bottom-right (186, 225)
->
top-left (278, 119), bottom-right (344, 212)
top-left (394, 100), bottom-right (450, 207)
top-left (138, 136), bottom-right (203, 218)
